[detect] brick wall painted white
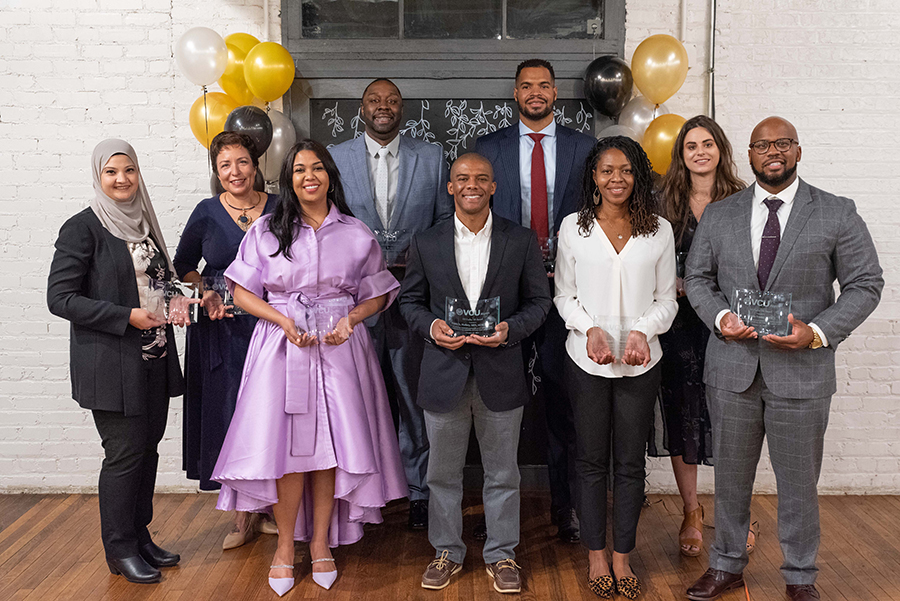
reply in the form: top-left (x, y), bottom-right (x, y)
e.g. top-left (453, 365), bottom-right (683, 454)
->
top-left (0, 1), bottom-right (896, 494)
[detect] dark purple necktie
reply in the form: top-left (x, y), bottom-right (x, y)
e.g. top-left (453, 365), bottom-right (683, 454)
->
top-left (757, 196), bottom-right (783, 289)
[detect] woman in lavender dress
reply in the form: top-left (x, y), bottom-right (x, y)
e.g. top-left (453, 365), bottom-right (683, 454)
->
top-left (212, 139), bottom-right (407, 596)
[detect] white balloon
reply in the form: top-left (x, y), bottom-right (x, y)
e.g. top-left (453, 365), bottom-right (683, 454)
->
top-left (597, 124), bottom-right (640, 142)
top-left (261, 109), bottom-right (298, 183)
top-left (174, 27), bottom-right (228, 86)
top-left (617, 96), bottom-right (669, 142)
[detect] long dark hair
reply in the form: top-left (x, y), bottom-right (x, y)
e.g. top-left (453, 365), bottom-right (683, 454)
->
top-left (576, 136), bottom-right (659, 237)
top-left (268, 139), bottom-right (354, 259)
top-left (659, 115), bottom-right (745, 243)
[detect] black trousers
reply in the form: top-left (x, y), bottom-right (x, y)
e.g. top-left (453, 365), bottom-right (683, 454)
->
top-left (92, 357), bottom-right (169, 559)
top-left (567, 356), bottom-right (660, 553)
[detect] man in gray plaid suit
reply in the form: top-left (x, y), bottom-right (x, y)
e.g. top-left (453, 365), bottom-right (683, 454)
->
top-left (683, 117), bottom-right (883, 601)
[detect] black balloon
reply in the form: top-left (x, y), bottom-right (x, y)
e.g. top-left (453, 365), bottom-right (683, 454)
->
top-left (583, 56), bottom-right (634, 118)
top-left (224, 105), bottom-right (273, 155)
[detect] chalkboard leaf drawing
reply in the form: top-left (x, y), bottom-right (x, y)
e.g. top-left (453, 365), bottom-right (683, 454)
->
top-left (575, 102), bottom-right (593, 133)
top-left (400, 100), bottom-right (436, 143)
top-left (350, 107), bottom-right (364, 138)
top-left (554, 106), bottom-right (573, 127)
top-left (472, 102), bottom-right (497, 137)
top-left (492, 103), bottom-right (513, 129)
top-left (445, 99), bottom-right (469, 127)
top-left (323, 102), bottom-right (345, 138)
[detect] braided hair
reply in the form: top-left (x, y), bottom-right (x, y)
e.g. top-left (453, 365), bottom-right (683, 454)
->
top-left (576, 136), bottom-right (659, 238)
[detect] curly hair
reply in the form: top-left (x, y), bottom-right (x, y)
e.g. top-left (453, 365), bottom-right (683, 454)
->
top-left (576, 136), bottom-right (659, 238)
top-left (659, 115), bottom-right (745, 244)
top-left (268, 139), bottom-right (354, 260)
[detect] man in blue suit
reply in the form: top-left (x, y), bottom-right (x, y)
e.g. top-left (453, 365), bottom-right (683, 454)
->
top-left (475, 59), bottom-right (596, 543)
top-left (331, 78), bottom-right (454, 530)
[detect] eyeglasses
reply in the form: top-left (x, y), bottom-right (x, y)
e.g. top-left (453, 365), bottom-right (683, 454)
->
top-left (749, 138), bottom-right (798, 154)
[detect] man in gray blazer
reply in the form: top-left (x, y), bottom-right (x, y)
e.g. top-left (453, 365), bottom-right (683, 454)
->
top-left (330, 78), bottom-right (454, 530)
top-left (684, 117), bottom-right (883, 601)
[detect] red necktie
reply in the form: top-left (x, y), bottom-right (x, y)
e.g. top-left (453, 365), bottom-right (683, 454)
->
top-left (528, 133), bottom-right (548, 239)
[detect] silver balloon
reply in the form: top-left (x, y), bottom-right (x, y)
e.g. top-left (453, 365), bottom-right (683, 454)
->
top-left (617, 96), bottom-right (669, 142)
top-left (260, 109), bottom-right (298, 183)
top-left (597, 124), bottom-right (640, 142)
top-left (174, 27), bottom-right (228, 86)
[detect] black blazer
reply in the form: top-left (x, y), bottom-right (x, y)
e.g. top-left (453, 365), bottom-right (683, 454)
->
top-left (474, 123), bottom-right (596, 235)
top-left (47, 208), bottom-right (185, 415)
top-left (399, 215), bottom-right (551, 413)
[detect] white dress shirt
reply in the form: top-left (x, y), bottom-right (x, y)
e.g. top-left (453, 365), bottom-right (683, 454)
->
top-left (714, 178), bottom-right (828, 345)
top-left (518, 119), bottom-right (557, 234)
top-left (431, 212), bottom-right (494, 338)
top-left (554, 213), bottom-right (678, 377)
top-left (364, 132), bottom-right (400, 227)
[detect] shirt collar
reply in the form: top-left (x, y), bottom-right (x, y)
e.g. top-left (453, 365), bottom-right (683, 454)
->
top-left (753, 176), bottom-right (799, 207)
top-left (453, 211), bottom-right (493, 239)
top-left (300, 202), bottom-right (352, 229)
top-left (364, 132), bottom-right (400, 158)
top-left (518, 118), bottom-right (556, 139)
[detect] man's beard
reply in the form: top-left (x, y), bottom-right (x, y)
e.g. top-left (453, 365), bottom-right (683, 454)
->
top-left (517, 99), bottom-right (554, 121)
top-left (751, 162), bottom-right (797, 188)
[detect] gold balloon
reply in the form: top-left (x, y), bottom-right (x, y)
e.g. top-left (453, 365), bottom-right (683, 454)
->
top-left (631, 34), bottom-right (689, 105)
top-left (189, 92), bottom-right (239, 148)
top-left (642, 114), bottom-right (687, 175)
top-left (244, 42), bottom-right (296, 103)
top-left (224, 32), bottom-right (259, 56)
top-left (219, 42), bottom-right (256, 105)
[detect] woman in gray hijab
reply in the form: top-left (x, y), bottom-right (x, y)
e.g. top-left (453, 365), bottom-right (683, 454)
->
top-left (48, 139), bottom-right (188, 584)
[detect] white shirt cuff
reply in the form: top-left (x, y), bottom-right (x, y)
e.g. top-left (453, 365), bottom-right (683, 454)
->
top-left (809, 322), bottom-right (829, 347)
top-left (714, 309), bottom-right (731, 332)
top-left (430, 318), bottom-right (440, 341)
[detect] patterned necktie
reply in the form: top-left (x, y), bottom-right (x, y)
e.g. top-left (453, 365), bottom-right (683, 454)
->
top-left (528, 133), bottom-right (548, 239)
top-left (375, 148), bottom-right (390, 228)
top-left (757, 196), bottom-right (783, 289)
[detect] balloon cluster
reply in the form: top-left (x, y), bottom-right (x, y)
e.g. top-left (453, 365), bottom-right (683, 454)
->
top-left (175, 28), bottom-right (298, 182)
top-left (583, 34), bottom-right (690, 174)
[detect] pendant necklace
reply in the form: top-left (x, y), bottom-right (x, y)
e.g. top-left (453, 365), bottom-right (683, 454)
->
top-left (223, 192), bottom-right (263, 232)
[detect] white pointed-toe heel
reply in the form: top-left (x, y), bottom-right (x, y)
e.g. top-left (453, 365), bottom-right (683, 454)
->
top-left (268, 564), bottom-right (295, 597)
top-left (311, 557), bottom-right (337, 590)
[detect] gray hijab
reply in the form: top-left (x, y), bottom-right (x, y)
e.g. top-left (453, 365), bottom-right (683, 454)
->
top-left (89, 139), bottom-right (174, 274)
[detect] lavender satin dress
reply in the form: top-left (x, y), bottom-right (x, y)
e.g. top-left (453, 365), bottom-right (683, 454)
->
top-left (212, 206), bottom-right (407, 547)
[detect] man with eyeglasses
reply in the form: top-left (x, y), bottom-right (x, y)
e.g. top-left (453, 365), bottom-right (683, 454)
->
top-left (683, 117), bottom-right (883, 601)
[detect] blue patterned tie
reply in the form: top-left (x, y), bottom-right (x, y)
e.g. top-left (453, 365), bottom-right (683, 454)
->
top-left (757, 196), bottom-right (783, 289)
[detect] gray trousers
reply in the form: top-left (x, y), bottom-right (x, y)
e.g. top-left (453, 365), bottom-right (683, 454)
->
top-left (424, 373), bottom-right (523, 565)
top-left (707, 369), bottom-right (831, 585)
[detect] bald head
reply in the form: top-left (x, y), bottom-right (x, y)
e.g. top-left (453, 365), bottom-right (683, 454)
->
top-left (748, 116), bottom-right (802, 193)
top-left (750, 116), bottom-right (798, 144)
top-left (448, 153), bottom-right (496, 224)
top-left (450, 153), bottom-right (494, 180)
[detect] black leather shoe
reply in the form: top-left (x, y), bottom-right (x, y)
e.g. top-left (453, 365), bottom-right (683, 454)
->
top-left (686, 568), bottom-right (744, 600)
top-left (554, 507), bottom-right (580, 543)
top-left (140, 541), bottom-right (180, 567)
top-left (408, 500), bottom-right (428, 531)
top-left (107, 555), bottom-right (161, 584)
top-left (473, 515), bottom-right (487, 540)
top-left (786, 584), bottom-right (820, 601)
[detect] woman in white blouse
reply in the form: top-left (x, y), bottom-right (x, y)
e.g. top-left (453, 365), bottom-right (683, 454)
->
top-left (554, 135), bottom-right (677, 599)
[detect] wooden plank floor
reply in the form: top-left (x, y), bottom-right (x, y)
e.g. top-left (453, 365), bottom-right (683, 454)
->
top-left (1, 492), bottom-right (898, 600)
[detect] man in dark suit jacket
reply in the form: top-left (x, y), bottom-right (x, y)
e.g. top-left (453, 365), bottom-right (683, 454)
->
top-left (684, 117), bottom-right (883, 601)
top-left (474, 58), bottom-right (596, 542)
top-left (331, 78), bottom-right (454, 530)
top-left (400, 153), bottom-right (550, 594)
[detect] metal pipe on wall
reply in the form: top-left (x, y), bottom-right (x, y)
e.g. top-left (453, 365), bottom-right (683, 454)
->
top-left (707, 0), bottom-right (716, 118)
top-left (680, 0), bottom-right (688, 42)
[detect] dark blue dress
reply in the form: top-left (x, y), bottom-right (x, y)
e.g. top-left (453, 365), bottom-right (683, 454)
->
top-left (174, 194), bottom-right (276, 490)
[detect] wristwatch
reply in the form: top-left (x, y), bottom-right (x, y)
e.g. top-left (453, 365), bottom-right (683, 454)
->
top-left (808, 329), bottom-right (823, 349)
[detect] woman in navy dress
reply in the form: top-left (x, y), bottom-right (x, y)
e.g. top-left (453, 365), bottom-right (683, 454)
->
top-left (173, 131), bottom-right (276, 549)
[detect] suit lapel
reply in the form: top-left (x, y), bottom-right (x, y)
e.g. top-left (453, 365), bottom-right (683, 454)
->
top-left (391, 136), bottom-right (417, 230)
top-left (438, 220), bottom-right (469, 306)
top-left (766, 179), bottom-right (813, 290)
top-left (500, 127), bottom-right (522, 224)
top-left (733, 188), bottom-right (758, 289)
top-left (348, 135), bottom-right (379, 226)
top-left (479, 216), bottom-right (508, 299)
top-left (553, 126), bottom-right (575, 230)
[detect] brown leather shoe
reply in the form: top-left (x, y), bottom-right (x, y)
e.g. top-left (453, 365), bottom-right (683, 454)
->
top-left (786, 584), bottom-right (820, 600)
top-left (686, 568), bottom-right (744, 600)
top-left (486, 559), bottom-right (522, 594)
top-left (421, 551), bottom-right (461, 590)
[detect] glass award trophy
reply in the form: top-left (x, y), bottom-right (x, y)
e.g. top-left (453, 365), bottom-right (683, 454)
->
top-left (147, 279), bottom-right (196, 321)
top-left (373, 229), bottom-right (408, 268)
top-left (445, 296), bottom-right (501, 337)
top-left (538, 235), bottom-right (557, 276)
top-left (730, 289), bottom-right (792, 336)
top-left (293, 294), bottom-right (351, 338)
top-left (201, 276), bottom-right (248, 316)
top-left (592, 316), bottom-right (639, 358)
